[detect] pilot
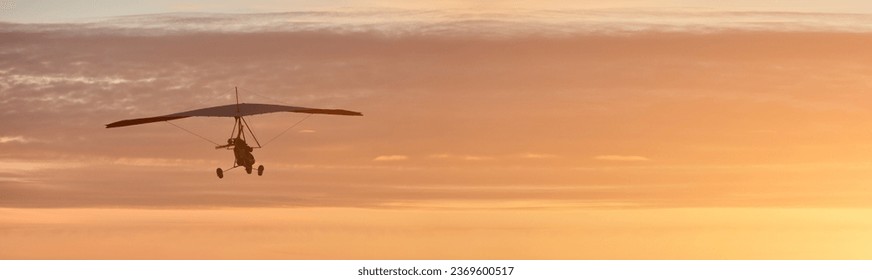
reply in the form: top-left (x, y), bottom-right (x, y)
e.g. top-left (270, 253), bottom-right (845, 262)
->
top-left (232, 137), bottom-right (255, 168)
top-left (234, 137), bottom-right (253, 153)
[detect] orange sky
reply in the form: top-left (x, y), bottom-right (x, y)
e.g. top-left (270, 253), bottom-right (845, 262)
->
top-left (4, 9), bottom-right (872, 259)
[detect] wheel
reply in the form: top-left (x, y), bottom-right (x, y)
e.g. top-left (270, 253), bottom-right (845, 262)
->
top-left (216, 168), bottom-right (224, 179)
top-left (245, 166), bottom-right (253, 174)
top-left (257, 165), bottom-right (264, 176)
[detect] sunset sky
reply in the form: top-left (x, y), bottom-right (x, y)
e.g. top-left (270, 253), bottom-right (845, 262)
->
top-left (4, 1), bottom-right (872, 259)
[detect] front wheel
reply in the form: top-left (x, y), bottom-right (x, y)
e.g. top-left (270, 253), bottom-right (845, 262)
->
top-left (257, 165), bottom-right (264, 176)
top-left (216, 168), bottom-right (224, 179)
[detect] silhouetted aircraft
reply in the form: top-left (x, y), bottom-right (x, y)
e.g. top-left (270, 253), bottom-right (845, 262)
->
top-left (106, 87), bottom-right (362, 178)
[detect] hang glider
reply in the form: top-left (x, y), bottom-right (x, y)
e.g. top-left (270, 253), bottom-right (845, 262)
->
top-left (106, 88), bottom-right (362, 178)
top-left (106, 103), bottom-right (362, 128)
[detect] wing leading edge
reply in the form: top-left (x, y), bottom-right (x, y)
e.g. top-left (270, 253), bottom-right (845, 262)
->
top-left (106, 103), bottom-right (363, 128)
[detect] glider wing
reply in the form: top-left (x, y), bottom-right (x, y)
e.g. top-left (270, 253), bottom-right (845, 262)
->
top-left (106, 103), bottom-right (362, 128)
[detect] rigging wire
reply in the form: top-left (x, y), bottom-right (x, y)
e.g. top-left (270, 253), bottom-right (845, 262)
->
top-left (161, 87), bottom-right (289, 148)
top-left (237, 86), bottom-right (315, 148)
top-left (165, 121), bottom-right (220, 146)
top-left (228, 117), bottom-right (239, 140)
top-left (156, 87), bottom-right (239, 147)
top-left (262, 113), bottom-right (313, 148)
top-left (238, 87), bottom-right (292, 105)
top-left (240, 116), bottom-right (263, 148)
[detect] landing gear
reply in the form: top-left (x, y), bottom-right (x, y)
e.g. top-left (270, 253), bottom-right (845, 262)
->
top-left (214, 165), bottom-right (264, 178)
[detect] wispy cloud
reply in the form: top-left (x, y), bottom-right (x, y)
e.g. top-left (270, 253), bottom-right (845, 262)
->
top-left (111, 157), bottom-right (215, 168)
top-left (429, 154), bottom-right (494, 161)
top-left (3, 12), bottom-right (872, 212)
top-left (6, 9), bottom-right (872, 36)
top-left (594, 155), bottom-right (651, 162)
top-left (0, 159), bottom-right (83, 172)
top-left (373, 155), bottom-right (408, 161)
top-left (6, 74), bottom-right (153, 86)
top-left (0, 136), bottom-right (34, 144)
top-left (462, 156), bottom-right (492, 161)
top-left (430, 153), bottom-right (556, 160)
top-left (519, 153), bottom-right (559, 159)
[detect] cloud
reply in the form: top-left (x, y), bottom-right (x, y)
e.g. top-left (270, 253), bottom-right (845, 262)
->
top-left (519, 153), bottom-right (558, 159)
top-left (373, 155), bottom-right (408, 161)
top-left (111, 157), bottom-right (214, 168)
top-left (429, 154), bottom-right (493, 161)
top-left (594, 155), bottom-right (651, 162)
top-left (0, 159), bottom-right (82, 172)
top-left (430, 153), bottom-right (555, 161)
top-left (6, 9), bottom-right (872, 37)
top-left (0, 136), bottom-right (32, 144)
top-left (6, 74), bottom-right (152, 86)
top-left (4, 13), bottom-right (872, 211)
top-left (298, 129), bottom-right (316, 133)
top-left (461, 156), bottom-right (493, 161)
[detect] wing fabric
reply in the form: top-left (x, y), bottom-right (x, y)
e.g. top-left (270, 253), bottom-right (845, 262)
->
top-left (106, 103), bottom-right (363, 128)
top-left (105, 116), bottom-right (190, 128)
